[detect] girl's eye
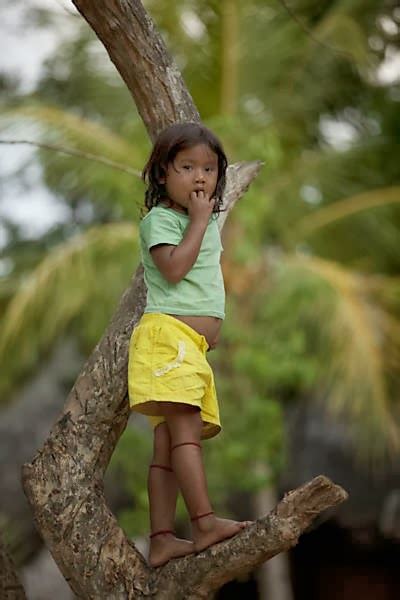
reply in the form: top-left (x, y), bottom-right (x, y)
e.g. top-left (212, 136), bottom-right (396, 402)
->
top-left (205, 167), bottom-right (215, 172)
top-left (183, 165), bottom-right (192, 170)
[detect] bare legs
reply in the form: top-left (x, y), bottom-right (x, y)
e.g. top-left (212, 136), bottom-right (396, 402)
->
top-left (166, 407), bottom-right (249, 552)
top-left (148, 404), bottom-right (250, 566)
top-left (148, 422), bottom-right (194, 567)
top-left (148, 423), bottom-right (178, 534)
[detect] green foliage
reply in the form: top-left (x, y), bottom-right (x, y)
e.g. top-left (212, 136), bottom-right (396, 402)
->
top-left (227, 277), bottom-right (323, 397)
top-left (1, 0), bottom-right (400, 535)
top-left (0, 224), bottom-right (139, 401)
top-left (204, 385), bottom-right (285, 500)
top-left (224, 254), bottom-right (400, 460)
top-left (109, 423), bottom-right (153, 536)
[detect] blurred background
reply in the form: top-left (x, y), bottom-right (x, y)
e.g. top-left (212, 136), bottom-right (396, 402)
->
top-left (1, 0), bottom-right (400, 598)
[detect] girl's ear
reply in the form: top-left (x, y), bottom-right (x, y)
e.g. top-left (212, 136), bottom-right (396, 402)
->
top-left (157, 163), bottom-right (167, 184)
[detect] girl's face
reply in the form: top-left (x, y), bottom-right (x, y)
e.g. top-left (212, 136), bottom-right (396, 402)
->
top-left (160, 143), bottom-right (219, 212)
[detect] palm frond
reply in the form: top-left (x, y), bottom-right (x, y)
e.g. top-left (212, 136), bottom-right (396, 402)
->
top-left (294, 186), bottom-right (400, 238)
top-left (3, 104), bottom-right (140, 165)
top-left (264, 137), bottom-right (387, 211)
top-left (1, 103), bottom-right (147, 218)
top-left (0, 138), bottom-right (141, 178)
top-left (313, 11), bottom-right (373, 66)
top-left (0, 223), bottom-right (139, 401)
top-left (284, 253), bottom-right (400, 461)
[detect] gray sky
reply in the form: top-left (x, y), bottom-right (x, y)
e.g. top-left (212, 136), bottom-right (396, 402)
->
top-left (0, 1), bottom-right (69, 92)
top-left (0, 0), bottom-right (77, 247)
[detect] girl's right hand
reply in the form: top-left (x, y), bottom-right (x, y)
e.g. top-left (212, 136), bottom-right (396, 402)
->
top-left (188, 191), bottom-right (215, 223)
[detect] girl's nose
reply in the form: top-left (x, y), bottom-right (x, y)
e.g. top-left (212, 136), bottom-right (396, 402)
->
top-left (195, 170), bottom-right (205, 182)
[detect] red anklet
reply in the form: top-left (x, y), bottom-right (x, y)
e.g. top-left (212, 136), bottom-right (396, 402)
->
top-left (171, 442), bottom-right (202, 451)
top-left (190, 511), bottom-right (214, 522)
top-left (149, 529), bottom-right (174, 539)
top-left (149, 463), bottom-right (173, 472)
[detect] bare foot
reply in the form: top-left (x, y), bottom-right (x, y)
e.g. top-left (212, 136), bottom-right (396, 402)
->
top-left (148, 532), bottom-right (195, 567)
top-left (192, 514), bottom-right (252, 553)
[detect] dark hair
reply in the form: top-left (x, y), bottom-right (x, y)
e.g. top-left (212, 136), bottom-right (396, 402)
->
top-left (142, 122), bottom-right (228, 214)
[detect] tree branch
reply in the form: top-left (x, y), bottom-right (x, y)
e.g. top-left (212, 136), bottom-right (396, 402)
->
top-left (154, 476), bottom-right (347, 600)
top-left (0, 139), bottom-right (142, 178)
top-left (20, 1), bottom-right (345, 598)
top-left (71, 0), bottom-right (200, 140)
top-left (0, 534), bottom-right (27, 600)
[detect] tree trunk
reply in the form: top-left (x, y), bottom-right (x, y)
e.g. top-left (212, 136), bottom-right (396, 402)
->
top-left (70, 0), bottom-right (200, 140)
top-left (0, 339), bottom-right (130, 568)
top-left (253, 464), bottom-right (294, 600)
top-left (0, 534), bottom-right (27, 600)
top-left (21, 1), bottom-right (348, 598)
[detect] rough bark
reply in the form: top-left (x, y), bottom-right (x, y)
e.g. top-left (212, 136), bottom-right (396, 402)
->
top-left (21, 1), bottom-right (348, 598)
top-left (149, 476), bottom-right (347, 600)
top-left (0, 535), bottom-right (27, 600)
top-left (71, 0), bottom-right (200, 141)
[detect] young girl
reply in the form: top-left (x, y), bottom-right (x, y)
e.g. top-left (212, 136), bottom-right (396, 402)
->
top-left (128, 122), bottom-right (250, 568)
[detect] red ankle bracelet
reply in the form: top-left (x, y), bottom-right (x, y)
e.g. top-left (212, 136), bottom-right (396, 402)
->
top-left (171, 442), bottom-right (201, 451)
top-left (190, 511), bottom-right (214, 522)
top-left (149, 463), bottom-right (173, 472)
top-left (149, 529), bottom-right (174, 539)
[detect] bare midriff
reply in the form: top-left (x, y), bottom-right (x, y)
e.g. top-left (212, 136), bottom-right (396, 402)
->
top-left (169, 314), bottom-right (222, 350)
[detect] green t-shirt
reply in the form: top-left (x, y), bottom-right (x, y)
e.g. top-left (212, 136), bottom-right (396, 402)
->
top-left (140, 204), bottom-right (225, 319)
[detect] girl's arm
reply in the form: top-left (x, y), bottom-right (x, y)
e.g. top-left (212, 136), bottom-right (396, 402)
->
top-left (151, 219), bottom-right (207, 283)
top-left (151, 192), bottom-right (214, 284)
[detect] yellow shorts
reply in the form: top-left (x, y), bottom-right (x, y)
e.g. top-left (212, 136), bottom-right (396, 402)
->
top-left (128, 313), bottom-right (221, 440)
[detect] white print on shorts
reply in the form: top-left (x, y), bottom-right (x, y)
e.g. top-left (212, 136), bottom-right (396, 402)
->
top-left (153, 341), bottom-right (186, 377)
